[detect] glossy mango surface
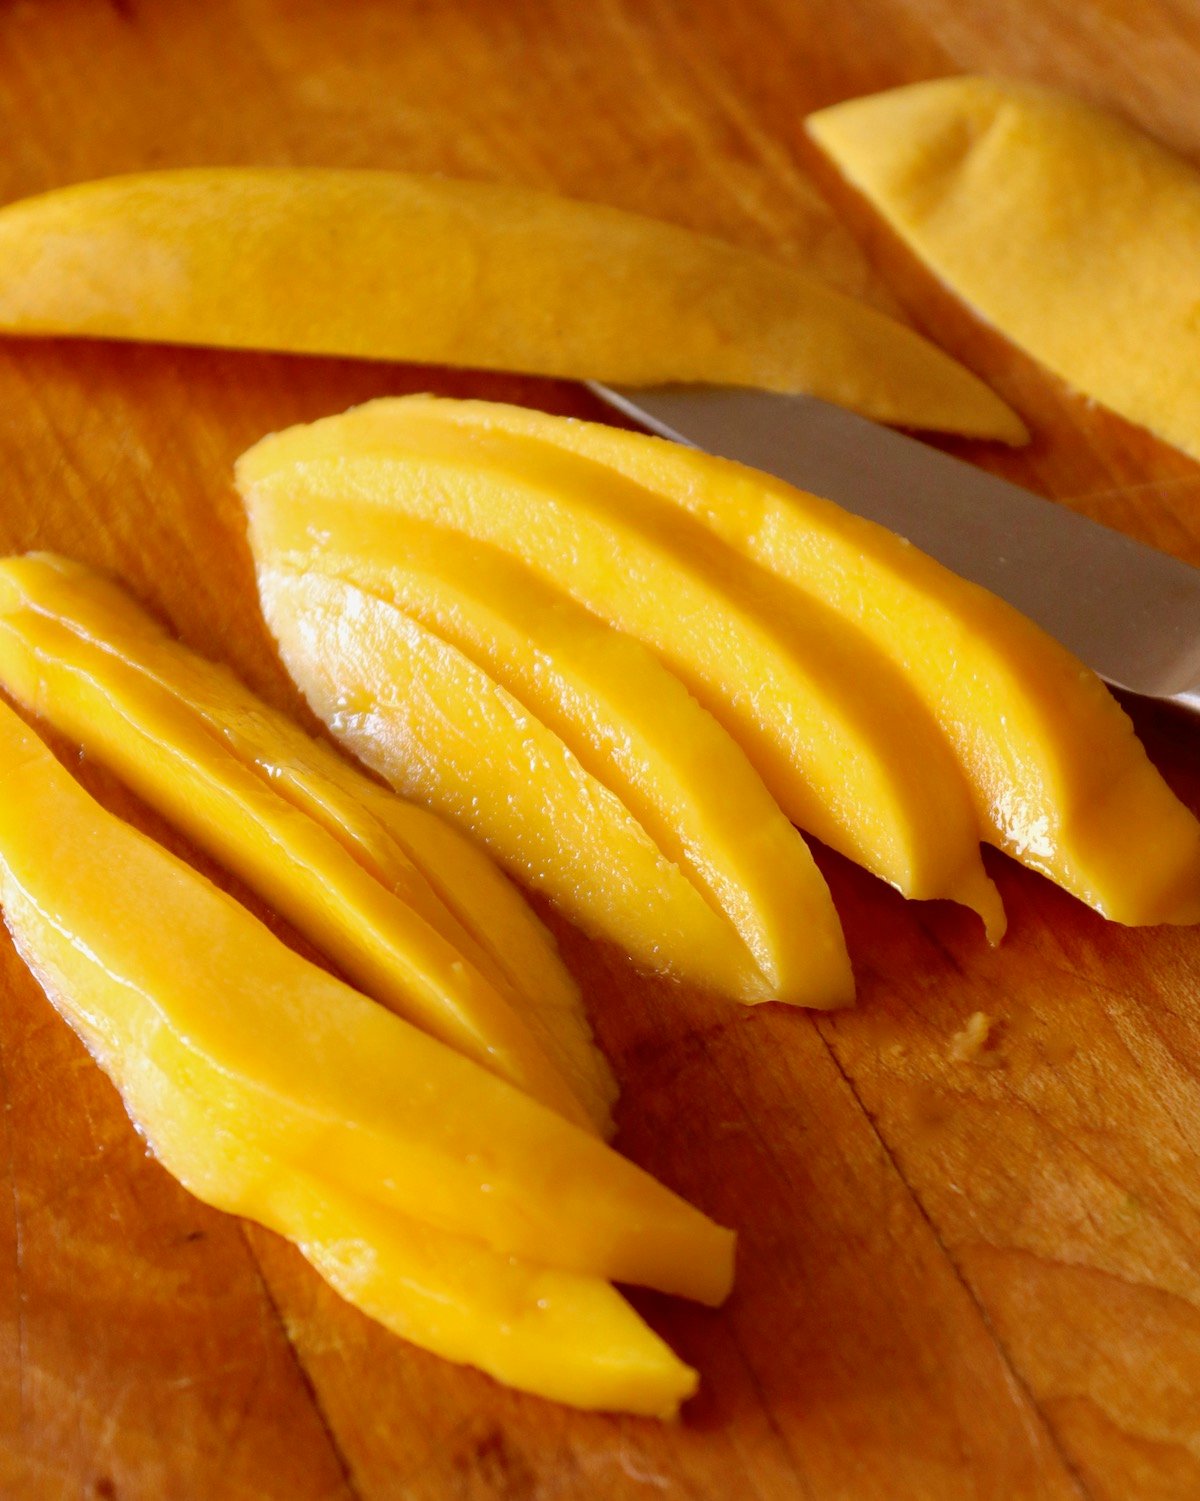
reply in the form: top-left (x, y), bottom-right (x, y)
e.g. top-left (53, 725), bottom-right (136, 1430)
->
top-left (430, 402), bottom-right (1200, 925)
top-left (0, 167), bottom-right (1024, 441)
top-left (240, 398), bottom-right (1005, 942)
top-left (0, 553), bottom-right (609, 1131)
top-left (0, 698), bottom-right (735, 1304)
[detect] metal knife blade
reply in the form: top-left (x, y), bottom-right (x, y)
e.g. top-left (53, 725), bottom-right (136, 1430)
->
top-left (589, 384), bottom-right (1200, 712)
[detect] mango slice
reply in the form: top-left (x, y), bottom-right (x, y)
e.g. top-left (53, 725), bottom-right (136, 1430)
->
top-left (426, 403), bottom-right (1200, 924)
top-left (262, 516), bottom-right (850, 1006)
top-left (259, 564), bottom-right (773, 1003)
top-left (15, 961), bottom-right (695, 1418)
top-left (0, 552), bottom-right (616, 1132)
top-left (0, 698), bottom-right (735, 1304)
top-left (807, 78), bottom-right (1200, 462)
top-left (0, 554), bottom-right (605, 1134)
top-left (0, 167), bottom-right (1025, 443)
top-left (239, 398), bottom-right (1005, 942)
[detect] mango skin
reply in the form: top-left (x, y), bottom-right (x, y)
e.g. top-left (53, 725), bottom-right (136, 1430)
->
top-left (0, 552), bottom-right (616, 1133)
top-left (808, 77), bottom-right (1200, 462)
top-left (0, 167), bottom-right (1025, 442)
top-left (257, 514), bottom-right (852, 1008)
top-left (432, 401), bottom-right (1200, 926)
top-left (240, 398), bottom-right (1006, 941)
top-left (0, 698), bottom-right (736, 1305)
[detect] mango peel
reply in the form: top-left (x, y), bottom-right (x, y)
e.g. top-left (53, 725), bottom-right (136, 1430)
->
top-left (807, 77), bottom-right (1200, 462)
top-left (0, 167), bottom-right (1025, 442)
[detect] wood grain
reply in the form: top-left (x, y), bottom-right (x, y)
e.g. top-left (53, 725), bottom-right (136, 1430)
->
top-left (1, 2), bottom-right (1198, 1497)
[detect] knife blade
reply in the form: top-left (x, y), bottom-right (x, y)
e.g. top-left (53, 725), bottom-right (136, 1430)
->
top-left (588, 384), bottom-right (1200, 713)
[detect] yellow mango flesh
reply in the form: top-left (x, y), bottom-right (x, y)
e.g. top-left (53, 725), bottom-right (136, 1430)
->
top-left (10, 845), bottom-right (696, 1418)
top-left (19, 970), bottom-right (693, 1419)
top-left (0, 556), bottom-right (599, 1134)
top-left (0, 553), bottom-right (616, 1131)
top-left (807, 77), bottom-right (1200, 463)
top-left (262, 514), bottom-right (852, 1007)
top-left (447, 404), bottom-right (1200, 924)
top-left (0, 699), bottom-right (735, 1304)
top-left (259, 564), bottom-right (771, 1004)
top-left (0, 167), bottom-right (1025, 443)
top-left (240, 399), bottom-right (1005, 939)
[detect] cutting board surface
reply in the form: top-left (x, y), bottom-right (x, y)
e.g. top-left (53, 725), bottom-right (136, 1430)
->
top-left (3, 4), bottom-right (1200, 1499)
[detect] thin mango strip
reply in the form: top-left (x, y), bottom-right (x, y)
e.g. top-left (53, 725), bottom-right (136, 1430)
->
top-left (0, 552), bottom-right (616, 1130)
top-left (807, 77), bottom-right (1200, 461)
top-left (0, 167), bottom-right (1025, 442)
top-left (14, 945), bottom-right (695, 1418)
top-left (445, 402), bottom-right (1200, 924)
top-left (0, 699), bottom-right (735, 1304)
top-left (259, 564), bottom-right (771, 1003)
top-left (239, 398), bottom-right (1005, 939)
top-left (266, 516), bottom-right (851, 1007)
top-left (0, 559), bottom-right (597, 1133)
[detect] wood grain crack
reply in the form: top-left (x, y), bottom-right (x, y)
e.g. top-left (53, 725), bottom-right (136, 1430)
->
top-left (814, 1028), bottom-right (1096, 1501)
top-left (236, 1222), bottom-right (364, 1501)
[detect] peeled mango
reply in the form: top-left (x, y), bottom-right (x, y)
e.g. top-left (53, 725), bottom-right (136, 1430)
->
top-left (410, 400), bottom-right (1200, 926)
top-left (0, 697), bottom-right (735, 1307)
top-left (0, 167), bottom-right (1024, 442)
top-left (0, 552), bottom-right (613, 1132)
top-left (807, 77), bottom-right (1200, 462)
top-left (240, 397), bottom-right (1006, 953)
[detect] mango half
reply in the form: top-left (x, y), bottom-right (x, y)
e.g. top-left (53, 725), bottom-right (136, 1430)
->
top-left (0, 696), bottom-right (735, 1306)
top-left (0, 553), bottom-right (614, 1133)
top-left (406, 400), bottom-right (1200, 926)
top-left (240, 397), bottom-right (1005, 954)
top-left (0, 167), bottom-right (1024, 442)
top-left (807, 77), bottom-right (1200, 462)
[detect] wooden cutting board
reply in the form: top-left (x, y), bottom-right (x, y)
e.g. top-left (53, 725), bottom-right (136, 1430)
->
top-left (3, 3), bottom-right (1200, 1497)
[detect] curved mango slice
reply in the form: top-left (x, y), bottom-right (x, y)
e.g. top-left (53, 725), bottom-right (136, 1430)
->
top-left (239, 398), bottom-right (1005, 940)
top-left (0, 554), bottom-right (601, 1134)
top-left (0, 552), bottom-right (616, 1132)
top-left (18, 956), bottom-right (695, 1418)
top-left (264, 517), bottom-right (851, 1007)
top-left (439, 404), bottom-right (1200, 924)
top-left (0, 167), bottom-right (1025, 442)
top-left (259, 563), bottom-right (771, 1004)
top-left (0, 699), bottom-right (735, 1304)
top-left (807, 78), bottom-right (1200, 462)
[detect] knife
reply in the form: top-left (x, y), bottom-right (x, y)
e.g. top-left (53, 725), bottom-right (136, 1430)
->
top-left (589, 384), bottom-right (1200, 714)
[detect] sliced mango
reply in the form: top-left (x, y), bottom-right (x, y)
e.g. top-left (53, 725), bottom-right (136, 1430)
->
top-left (0, 698), bottom-right (735, 1304)
top-left (807, 77), bottom-right (1200, 462)
top-left (239, 398), bottom-right (1005, 941)
top-left (0, 552), bottom-right (616, 1131)
top-left (0, 167), bottom-right (1025, 442)
top-left (259, 563), bottom-right (772, 1003)
top-left (263, 516), bottom-right (850, 1006)
top-left (0, 554), bottom-right (603, 1133)
top-left (16, 960), bottom-right (695, 1418)
top-left (429, 403), bottom-right (1200, 924)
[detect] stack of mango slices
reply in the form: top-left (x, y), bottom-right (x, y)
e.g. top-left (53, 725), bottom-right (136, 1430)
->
top-left (238, 394), bottom-right (1200, 1007)
top-left (0, 555), bottom-right (735, 1418)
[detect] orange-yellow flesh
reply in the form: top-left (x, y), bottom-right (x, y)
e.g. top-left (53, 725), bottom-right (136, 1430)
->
top-left (11, 860), bottom-right (696, 1417)
top-left (441, 402), bottom-right (1200, 925)
top-left (258, 563), bottom-right (772, 1004)
top-left (0, 552), bottom-right (616, 1131)
top-left (266, 513), bottom-right (852, 1007)
top-left (0, 167), bottom-right (1025, 442)
top-left (239, 398), bottom-right (1005, 940)
top-left (807, 77), bottom-right (1200, 463)
top-left (0, 555), bottom-right (598, 1133)
top-left (0, 698), bottom-right (735, 1304)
